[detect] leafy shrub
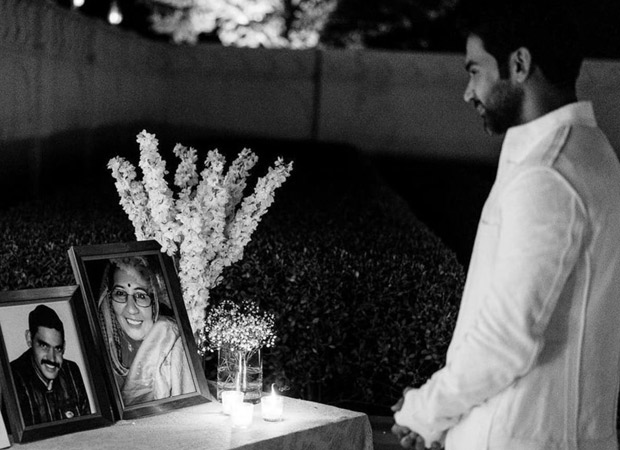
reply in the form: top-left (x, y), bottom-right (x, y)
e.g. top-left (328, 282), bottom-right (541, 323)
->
top-left (0, 140), bottom-right (464, 414)
top-left (207, 145), bottom-right (464, 412)
top-left (0, 187), bottom-right (134, 289)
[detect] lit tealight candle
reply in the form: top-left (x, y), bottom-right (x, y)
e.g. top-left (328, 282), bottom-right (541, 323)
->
top-left (221, 390), bottom-right (244, 415)
top-left (261, 385), bottom-right (284, 422)
top-left (231, 402), bottom-right (254, 429)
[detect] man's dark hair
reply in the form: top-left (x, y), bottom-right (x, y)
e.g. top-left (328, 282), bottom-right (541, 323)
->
top-left (457, 0), bottom-right (584, 88)
top-left (29, 304), bottom-right (64, 340)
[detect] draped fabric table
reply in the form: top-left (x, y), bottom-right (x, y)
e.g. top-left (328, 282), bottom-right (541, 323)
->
top-left (13, 397), bottom-right (374, 450)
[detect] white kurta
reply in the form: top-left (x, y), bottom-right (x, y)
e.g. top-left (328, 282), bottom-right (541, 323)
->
top-left (395, 102), bottom-right (620, 450)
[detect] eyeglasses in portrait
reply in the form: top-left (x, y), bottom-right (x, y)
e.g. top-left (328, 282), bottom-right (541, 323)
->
top-left (68, 240), bottom-right (211, 420)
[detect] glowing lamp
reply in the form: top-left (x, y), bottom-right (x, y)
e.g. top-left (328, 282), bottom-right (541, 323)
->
top-left (108, 1), bottom-right (122, 25)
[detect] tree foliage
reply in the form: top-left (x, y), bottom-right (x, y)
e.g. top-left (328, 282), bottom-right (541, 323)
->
top-left (142, 0), bottom-right (460, 50)
top-left (320, 0), bottom-right (461, 51)
top-left (145, 0), bottom-right (337, 47)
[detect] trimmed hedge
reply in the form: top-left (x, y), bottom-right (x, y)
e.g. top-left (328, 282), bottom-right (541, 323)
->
top-left (0, 140), bottom-right (464, 414)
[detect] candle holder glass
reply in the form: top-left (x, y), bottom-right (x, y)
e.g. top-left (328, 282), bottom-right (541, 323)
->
top-left (261, 395), bottom-right (284, 422)
top-left (221, 390), bottom-right (244, 415)
top-left (231, 402), bottom-right (254, 429)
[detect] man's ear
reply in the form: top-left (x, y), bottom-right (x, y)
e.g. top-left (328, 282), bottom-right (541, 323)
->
top-left (25, 330), bottom-right (32, 348)
top-left (510, 47), bottom-right (532, 82)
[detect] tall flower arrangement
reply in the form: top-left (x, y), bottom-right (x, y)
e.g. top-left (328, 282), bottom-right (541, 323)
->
top-left (108, 130), bottom-right (293, 348)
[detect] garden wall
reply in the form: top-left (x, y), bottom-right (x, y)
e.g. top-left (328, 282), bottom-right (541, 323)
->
top-left (1, 0), bottom-right (620, 199)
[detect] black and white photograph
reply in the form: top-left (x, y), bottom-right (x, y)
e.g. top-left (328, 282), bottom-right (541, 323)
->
top-left (2, 0), bottom-right (620, 449)
top-left (0, 287), bottom-right (113, 443)
top-left (68, 241), bottom-right (210, 420)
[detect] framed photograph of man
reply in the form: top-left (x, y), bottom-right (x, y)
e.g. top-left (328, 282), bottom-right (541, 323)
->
top-left (68, 240), bottom-right (211, 421)
top-left (0, 286), bottom-right (114, 443)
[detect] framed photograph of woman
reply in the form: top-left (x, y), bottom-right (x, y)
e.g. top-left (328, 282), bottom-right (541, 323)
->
top-left (0, 286), bottom-right (114, 443)
top-left (67, 240), bottom-right (211, 420)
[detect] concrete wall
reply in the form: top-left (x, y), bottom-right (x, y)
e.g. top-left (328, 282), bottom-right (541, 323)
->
top-left (1, 0), bottom-right (619, 197)
top-left (319, 50), bottom-right (620, 162)
top-left (166, 45), bottom-right (319, 142)
top-left (0, 0), bottom-right (172, 140)
top-left (319, 49), bottom-right (504, 161)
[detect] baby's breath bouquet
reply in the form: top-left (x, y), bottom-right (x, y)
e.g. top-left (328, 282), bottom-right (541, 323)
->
top-left (205, 299), bottom-right (276, 399)
top-left (108, 130), bottom-right (292, 347)
top-left (204, 299), bottom-right (277, 353)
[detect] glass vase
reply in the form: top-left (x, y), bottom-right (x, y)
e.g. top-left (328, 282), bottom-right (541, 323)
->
top-left (217, 345), bottom-right (262, 404)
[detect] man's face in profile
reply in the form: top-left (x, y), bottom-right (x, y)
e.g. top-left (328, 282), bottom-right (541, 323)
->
top-left (463, 34), bottom-right (524, 135)
top-left (28, 326), bottom-right (64, 381)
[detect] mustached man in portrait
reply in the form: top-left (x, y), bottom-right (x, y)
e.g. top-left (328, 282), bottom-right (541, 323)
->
top-left (10, 304), bottom-right (91, 426)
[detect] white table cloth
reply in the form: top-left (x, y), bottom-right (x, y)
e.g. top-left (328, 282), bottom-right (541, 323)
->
top-left (13, 397), bottom-right (374, 450)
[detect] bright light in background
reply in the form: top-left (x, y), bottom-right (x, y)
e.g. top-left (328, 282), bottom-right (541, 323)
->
top-left (71, 0), bottom-right (84, 8)
top-left (108, 1), bottom-right (123, 25)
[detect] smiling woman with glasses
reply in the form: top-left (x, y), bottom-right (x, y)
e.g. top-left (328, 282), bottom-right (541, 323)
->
top-left (97, 256), bottom-right (195, 406)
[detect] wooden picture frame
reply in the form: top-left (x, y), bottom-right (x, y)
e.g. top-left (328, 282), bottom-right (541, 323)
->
top-left (0, 286), bottom-right (114, 443)
top-left (68, 240), bottom-right (211, 421)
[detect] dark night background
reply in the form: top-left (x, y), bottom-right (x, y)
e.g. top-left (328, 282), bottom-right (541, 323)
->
top-left (52, 0), bottom-right (620, 59)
